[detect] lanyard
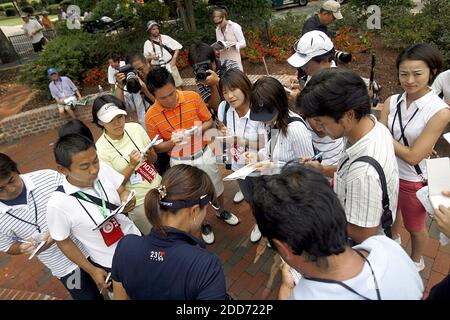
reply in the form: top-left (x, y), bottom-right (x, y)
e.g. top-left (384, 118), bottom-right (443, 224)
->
top-left (162, 106), bottom-right (182, 130)
top-left (303, 250), bottom-right (381, 300)
top-left (390, 99), bottom-right (420, 142)
top-left (6, 191), bottom-right (41, 233)
top-left (267, 125), bottom-right (279, 161)
top-left (104, 130), bottom-right (141, 164)
top-left (151, 36), bottom-right (164, 59)
top-left (76, 181), bottom-right (110, 219)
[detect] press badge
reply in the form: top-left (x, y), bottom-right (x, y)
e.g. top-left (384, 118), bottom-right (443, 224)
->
top-left (136, 160), bottom-right (158, 183)
top-left (129, 172), bottom-right (143, 185)
top-left (99, 217), bottom-right (124, 247)
top-left (230, 143), bottom-right (245, 162)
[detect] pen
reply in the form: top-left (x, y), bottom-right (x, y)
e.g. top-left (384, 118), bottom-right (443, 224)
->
top-left (311, 152), bottom-right (323, 161)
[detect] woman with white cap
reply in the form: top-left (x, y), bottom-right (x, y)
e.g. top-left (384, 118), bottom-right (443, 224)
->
top-left (93, 95), bottom-right (162, 235)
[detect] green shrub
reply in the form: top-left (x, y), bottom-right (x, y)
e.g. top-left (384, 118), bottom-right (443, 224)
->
top-left (91, 0), bottom-right (134, 21)
top-left (5, 8), bottom-right (16, 16)
top-left (218, 0), bottom-right (273, 31)
top-left (133, 1), bottom-right (170, 29)
top-left (347, 0), bottom-right (412, 6)
top-left (30, 0), bottom-right (43, 11)
top-left (21, 5), bottom-right (34, 14)
top-left (46, 3), bottom-right (60, 14)
top-left (59, 0), bottom-right (73, 7)
top-left (381, 0), bottom-right (449, 62)
top-left (269, 12), bottom-right (306, 38)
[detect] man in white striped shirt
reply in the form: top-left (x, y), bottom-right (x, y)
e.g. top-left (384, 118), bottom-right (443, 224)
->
top-left (0, 153), bottom-right (102, 300)
top-left (298, 69), bottom-right (399, 244)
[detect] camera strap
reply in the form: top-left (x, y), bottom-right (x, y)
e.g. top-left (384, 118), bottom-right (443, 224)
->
top-left (390, 94), bottom-right (423, 178)
top-left (337, 156), bottom-right (393, 239)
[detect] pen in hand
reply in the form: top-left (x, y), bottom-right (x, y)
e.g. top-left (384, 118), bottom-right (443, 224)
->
top-left (310, 152), bottom-right (323, 162)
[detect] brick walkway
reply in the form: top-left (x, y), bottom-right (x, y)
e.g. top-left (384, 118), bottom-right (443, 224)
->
top-left (0, 108), bottom-right (449, 300)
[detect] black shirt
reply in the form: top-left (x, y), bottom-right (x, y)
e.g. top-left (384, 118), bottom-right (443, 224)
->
top-left (301, 15), bottom-right (334, 39)
top-left (111, 227), bottom-right (226, 300)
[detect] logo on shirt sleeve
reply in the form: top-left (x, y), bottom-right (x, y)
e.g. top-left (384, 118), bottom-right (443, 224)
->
top-left (150, 250), bottom-right (165, 262)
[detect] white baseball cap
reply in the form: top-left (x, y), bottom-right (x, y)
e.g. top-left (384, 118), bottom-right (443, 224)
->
top-left (322, 0), bottom-right (343, 20)
top-left (96, 103), bottom-right (127, 123)
top-left (287, 31), bottom-right (334, 68)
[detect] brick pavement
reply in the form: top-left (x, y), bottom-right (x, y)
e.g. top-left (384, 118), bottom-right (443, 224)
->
top-left (0, 103), bottom-right (449, 300)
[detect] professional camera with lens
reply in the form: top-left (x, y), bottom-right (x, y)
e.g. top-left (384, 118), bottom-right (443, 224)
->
top-left (193, 60), bottom-right (212, 81)
top-left (119, 64), bottom-right (141, 94)
top-left (334, 50), bottom-right (352, 64)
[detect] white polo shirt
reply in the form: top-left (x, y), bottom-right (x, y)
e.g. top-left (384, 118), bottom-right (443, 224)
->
top-left (432, 70), bottom-right (450, 103)
top-left (46, 162), bottom-right (140, 268)
top-left (0, 170), bottom-right (87, 278)
top-left (334, 116), bottom-right (399, 229)
top-left (291, 236), bottom-right (423, 300)
top-left (388, 91), bottom-right (450, 182)
top-left (217, 101), bottom-right (266, 171)
top-left (259, 111), bottom-right (314, 164)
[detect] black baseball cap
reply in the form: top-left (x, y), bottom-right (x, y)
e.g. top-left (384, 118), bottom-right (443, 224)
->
top-left (249, 102), bottom-right (278, 122)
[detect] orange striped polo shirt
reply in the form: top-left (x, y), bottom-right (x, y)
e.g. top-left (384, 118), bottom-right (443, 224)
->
top-left (145, 90), bottom-right (212, 157)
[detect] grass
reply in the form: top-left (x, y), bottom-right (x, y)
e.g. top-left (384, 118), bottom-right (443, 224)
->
top-left (0, 15), bottom-right (57, 27)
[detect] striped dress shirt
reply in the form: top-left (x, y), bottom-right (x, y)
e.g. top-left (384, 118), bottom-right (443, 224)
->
top-left (0, 170), bottom-right (88, 278)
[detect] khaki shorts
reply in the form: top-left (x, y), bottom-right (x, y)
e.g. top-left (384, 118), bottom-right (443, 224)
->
top-left (171, 65), bottom-right (183, 88)
top-left (170, 146), bottom-right (224, 197)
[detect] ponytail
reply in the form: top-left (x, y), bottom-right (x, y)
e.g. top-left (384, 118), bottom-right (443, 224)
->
top-left (143, 164), bottom-right (216, 235)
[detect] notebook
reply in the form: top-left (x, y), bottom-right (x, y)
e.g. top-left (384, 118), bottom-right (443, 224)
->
top-left (426, 157), bottom-right (450, 209)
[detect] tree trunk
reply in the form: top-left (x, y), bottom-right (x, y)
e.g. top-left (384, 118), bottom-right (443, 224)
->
top-left (0, 29), bottom-right (20, 64)
top-left (185, 0), bottom-right (196, 32)
top-left (176, 0), bottom-right (196, 32)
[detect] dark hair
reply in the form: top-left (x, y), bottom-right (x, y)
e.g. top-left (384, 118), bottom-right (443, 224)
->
top-left (396, 43), bottom-right (443, 85)
top-left (296, 68), bottom-right (370, 122)
top-left (251, 77), bottom-right (290, 135)
top-left (319, 8), bottom-right (333, 14)
top-left (310, 50), bottom-right (335, 65)
top-left (127, 53), bottom-right (147, 65)
top-left (59, 119), bottom-right (94, 142)
top-left (92, 94), bottom-right (126, 129)
top-left (188, 42), bottom-right (217, 67)
top-left (54, 134), bottom-right (96, 169)
top-left (0, 153), bottom-right (19, 179)
top-left (219, 69), bottom-right (253, 106)
top-left (252, 163), bottom-right (348, 266)
top-left (107, 52), bottom-right (120, 63)
top-left (144, 164), bottom-right (216, 234)
top-left (146, 67), bottom-right (175, 95)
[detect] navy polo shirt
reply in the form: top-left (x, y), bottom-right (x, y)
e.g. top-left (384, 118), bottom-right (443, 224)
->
top-left (111, 227), bottom-right (226, 300)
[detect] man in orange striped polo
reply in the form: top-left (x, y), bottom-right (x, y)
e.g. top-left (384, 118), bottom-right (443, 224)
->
top-left (145, 67), bottom-right (239, 244)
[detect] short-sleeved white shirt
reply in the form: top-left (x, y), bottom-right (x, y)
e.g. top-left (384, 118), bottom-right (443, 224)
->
top-left (46, 162), bottom-right (141, 268)
top-left (143, 34), bottom-right (182, 73)
top-left (259, 111), bottom-right (314, 164)
top-left (334, 116), bottom-right (399, 229)
top-left (291, 236), bottom-right (424, 300)
top-left (0, 170), bottom-right (87, 278)
top-left (217, 101), bottom-right (266, 171)
top-left (22, 19), bottom-right (43, 43)
top-left (387, 91), bottom-right (450, 181)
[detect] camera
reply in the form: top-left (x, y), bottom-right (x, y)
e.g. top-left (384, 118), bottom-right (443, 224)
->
top-left (193, 60), bottom-right (212, 81)
top-left (119, 64), bottom-right (141, 94)
top-left (334, 50), bottom-right (352, 64)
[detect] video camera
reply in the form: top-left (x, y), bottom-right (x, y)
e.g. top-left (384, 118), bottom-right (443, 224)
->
top-left (193, 60), bottom-right (212, 81)
top-left (119, 64), bottom-right (141, 94)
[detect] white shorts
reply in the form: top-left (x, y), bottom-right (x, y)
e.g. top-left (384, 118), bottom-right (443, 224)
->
top-left (170, 146), bottom-right (224, 197)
